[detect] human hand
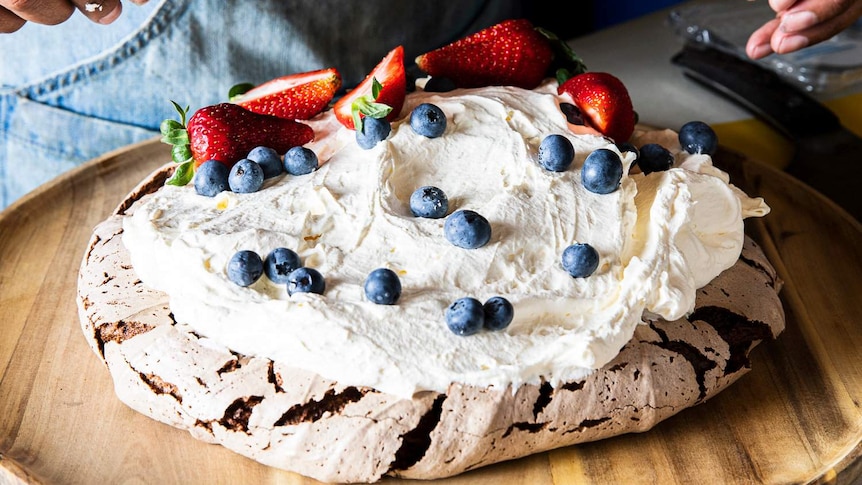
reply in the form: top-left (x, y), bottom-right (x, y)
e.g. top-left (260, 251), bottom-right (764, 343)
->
top-left (746, 0), bottom-right (862, 59)
top-left (0, 0), bottom-right (147, 33)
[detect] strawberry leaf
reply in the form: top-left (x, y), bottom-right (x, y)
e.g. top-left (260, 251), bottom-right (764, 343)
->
top-left (170, 100), bottom-right (189, 126)
top-left (228, 82), bottom-right (255, 101)
top-left (161, 127), bottom-right (189, 145)
top-left (166, 160), bottom-right (194, 186)
top-left (371, 77), bottom-right (383, 99)
top-left (160, 119), bottom-right (184, 135)
top-left (350, 77), bottom-right (394, 132)
top-left (536, 27), bottom-right (588, 83)
top-left (171, 144), bottom-right (192, 164)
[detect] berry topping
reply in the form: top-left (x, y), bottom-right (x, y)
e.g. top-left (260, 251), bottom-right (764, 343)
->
top-left (233, 67), bottom-right (342, 120)
top-left (410, 186), bottom-right (449, 219)
top-left (581, 148), bottom-right (623, 194)
top-left (193, 160), bottom-right (230, 197)
top-left (246, 146), bottom-right (283, 179)
top-left (410, 103), bottom-right (447, 138)
top-left (264, 248), bottom-right (302, 284)
top-left (561, 243), bottom-right (600, 278)
top-left (483, 296), bottom-right (514, 331)
top-left (185, 103), bottom-right (314, 170)
top-left (445, 297), bottom-right (485, 336)
top-left (284, 146), bottom-right (319, 175)
top-left (423, 76), bottom-right (457, 92)
top-left (415, 19), bottom-right (553, 89)
top-left (364, 268), bottom-right (402, 305)
top-left (559, 102), bottom-right (584, 125)
top-left (444, 210), bottom-right (492, 249)
top-left (333, 45), bottom-right (406, 131)
top-left (558, 72), bottom-right (636, 143)
top-left (228, 159), bottom-right (264, 193)
top-left (287, 267), bottom-right (326, 296)
top-left (638, 143), bottom-right (674, 174)
top-left (355, 116), bottom-right (392, 149)
top-left (538, 134), bottom-right (575, 172)
top-left (227, 250), bottom-right (264, 287)
top-left (679, 120), bottom-right (718, 155)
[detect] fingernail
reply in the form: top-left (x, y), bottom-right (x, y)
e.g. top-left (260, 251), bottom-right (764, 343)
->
top-left (776, 35), bottom-right (809, 53)
top-left (780, 11), bottom-right (818, 33)
top-left (747, 43), bottom-right (773, 59)
top-left (98, 2), bottom-right (122, 24)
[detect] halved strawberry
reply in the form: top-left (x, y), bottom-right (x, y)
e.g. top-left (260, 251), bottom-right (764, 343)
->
top-left (557, 72), bottom-right (636, 143)
top-left (234, 68), bottom-right (342, 120)
top-left (333, 45), bottom-right (406, 130)
top-left (415, 19), bottom-right (553, 89)
top-left (186, 103), bottom-right (314, 168)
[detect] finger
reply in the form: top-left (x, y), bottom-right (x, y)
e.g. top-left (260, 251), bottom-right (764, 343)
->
top-left (746, 18), bottom-right (781, 59)
top-left (0, 0), bottom-right (76, 25)
top-left (769, 0), bottom-right (799, 12)
top-left (71, 0), bottom-right (122, 24)
top-left (773, 5), bottom-right (862, 54)
top-left (0, 6), bottom-right (27, 33)
top-left (778, 0), bottom-right (857, 33)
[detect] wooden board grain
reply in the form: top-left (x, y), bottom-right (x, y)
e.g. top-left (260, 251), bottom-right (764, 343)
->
top-left (1, 138), bottom-right (860, 485)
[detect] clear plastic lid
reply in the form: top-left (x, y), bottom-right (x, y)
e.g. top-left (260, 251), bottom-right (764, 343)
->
top-left (668, 0), bottom-right (862, 95)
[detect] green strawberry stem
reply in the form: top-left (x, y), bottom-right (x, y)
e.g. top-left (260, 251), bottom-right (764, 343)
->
top-left (535, 27), bottom-right (588, 84)
top-left (351, 77), bottom-right (393, 132)
top-left (160, 100), bottom-right (195, 186)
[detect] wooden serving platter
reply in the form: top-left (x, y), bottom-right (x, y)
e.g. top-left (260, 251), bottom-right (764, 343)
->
top-left (1, 138), bottom-right (861, 484)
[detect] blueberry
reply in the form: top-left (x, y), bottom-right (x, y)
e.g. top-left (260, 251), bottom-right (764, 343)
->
top-left (538, 134), bottom-right (575, 172)
top-left (559, 102), bottom-right (584, 125)
top-left (283, 146), bottom-right (319, 175)
top-left (227, 250), bottom-right (263, 287)
top-left (679, 121), bottom-right (718, 155)
top-left (410, 186), bottom-right (449, 219)
top-left (364, 268), bottom-right (402, 305)
top-left (581, 148), bottom-right (623, 194)
top-left (423, 76), bottom-right (457, 92)
top-left (264, 247), bottom-right (302, 284)
top-left (410, 103), bottom-right (447, 138)
top-left (286, 267), bottom-right (325, 295)
top-left (561, 243), bottom-right (600, 278)
top-left (445, 297), bottom-right (484, 336)
top-left (246, 146), bottom-right (283, 179)
top-left (444, 210), bottom-right (492, 249)
top-left (193, 160), bottom-right (229, 197)
top-left (228, 158), bottom-right (264, 193)
top-left (638, 143), bottom-right (674, 174)
top-left (483, 296), bottom-right (514, 331)
top-left (356, 117), bottom-right (391, 149)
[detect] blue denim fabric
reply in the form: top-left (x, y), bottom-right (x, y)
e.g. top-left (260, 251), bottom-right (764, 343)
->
top-left (0, 0), bottom-right (522, 209)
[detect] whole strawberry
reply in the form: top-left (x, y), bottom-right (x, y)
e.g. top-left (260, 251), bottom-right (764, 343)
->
top-left (415, 19), bottom-right (553, 89)
top-left (558, 72), bottom-right (636, 143)
top-left (188, 103), bottom-right (313, 167)
top-left (160, 102), bottom-right (313, 186)
top-left (234, 68), bottom-right (342, 120)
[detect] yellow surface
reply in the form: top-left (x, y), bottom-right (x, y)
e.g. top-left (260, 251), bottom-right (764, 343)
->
top-left (713, 92), bottom-right (862, 169)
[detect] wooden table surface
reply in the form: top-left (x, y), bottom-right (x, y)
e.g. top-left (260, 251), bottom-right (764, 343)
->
top-left (1, 138), bottom-right (861, 484)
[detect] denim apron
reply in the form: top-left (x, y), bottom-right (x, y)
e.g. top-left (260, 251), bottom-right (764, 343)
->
top-left (0, 0), bottom-right (522, 209)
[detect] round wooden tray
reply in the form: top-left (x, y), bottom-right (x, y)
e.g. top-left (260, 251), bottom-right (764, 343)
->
top-left (1, 138), bottom-right (861, 484)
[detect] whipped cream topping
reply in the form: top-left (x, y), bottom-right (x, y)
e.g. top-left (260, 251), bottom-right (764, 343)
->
top-left (122, 81), bottom-right (769, 398)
